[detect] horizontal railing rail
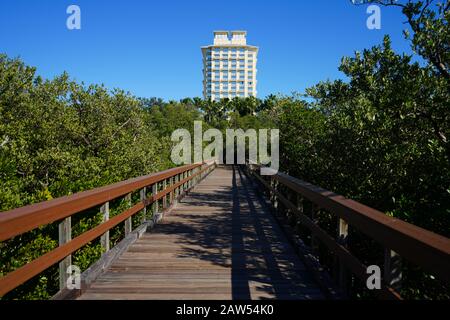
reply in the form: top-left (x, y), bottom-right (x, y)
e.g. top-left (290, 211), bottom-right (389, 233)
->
top-left (0, 161), bottom-right (217, 297)
top-left (246, 162), bottom-right (450, 300)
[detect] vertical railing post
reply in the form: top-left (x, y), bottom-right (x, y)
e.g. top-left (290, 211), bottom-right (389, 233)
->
top-left (152, 183), bottom-right (158, 222)
top-left (169, 176), bottom-right (175, 205)
top-left (296, 194), bottom-right (304, 215)
top-left (100, 202), bottom-right (110, 252)
top-left (384, 249), bottom-right (402, 291)
top-left (140, 187), bottom-right (147, 223)
top-left (270, 177), bottom-right (278, 213)
top-left (296, 194), bottom-right (304, 234)
top-left (336, 218), bottom-right (349, 293)
top-left (181, 171), bottom-right (185, 194)
top-left (174, 174), bottom-right (179, 204)
top-left (188, 170), bottom-right (192, 189)
top-left (193, 167), bottom-right (197, 186)
top-left (124, 193), bottom-right (132, 235)
top-left (162, 179), bottom-right (167, 209)
top-left (311, 203), bottom-right (319, 255)
top-left (58, 216), bottom-right (72, 290)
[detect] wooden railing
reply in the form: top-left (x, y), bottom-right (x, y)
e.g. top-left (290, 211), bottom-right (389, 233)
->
top-left (0, 161), bottom-right (217, 297)
top-left (246, 162), bottom-right (450, 300)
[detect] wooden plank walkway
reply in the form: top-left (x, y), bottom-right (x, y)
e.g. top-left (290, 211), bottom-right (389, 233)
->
top-left (78, 166), bottom-right (325, 300)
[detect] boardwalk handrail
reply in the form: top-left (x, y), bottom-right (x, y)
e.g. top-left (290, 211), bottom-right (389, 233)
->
top-left (0, 161), bottom-right (217, 297)
top-left (246, 162), bottom-right (450, 300)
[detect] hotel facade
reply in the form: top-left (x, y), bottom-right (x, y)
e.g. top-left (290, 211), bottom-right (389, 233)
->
top-left (201, 31), bottom-right (258, 101)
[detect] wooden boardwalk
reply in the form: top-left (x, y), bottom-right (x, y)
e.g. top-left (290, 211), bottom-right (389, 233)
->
top-left (78, 166), bottom-right (325, 300)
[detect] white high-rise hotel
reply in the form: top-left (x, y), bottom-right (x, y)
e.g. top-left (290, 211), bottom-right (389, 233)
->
top-left (202, 31), bottom-right (258, 101)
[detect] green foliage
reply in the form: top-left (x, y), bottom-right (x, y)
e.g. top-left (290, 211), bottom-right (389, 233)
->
top-left (0, 54), bottom-right (200, 299)
top-left (272, 11), bottom-right (449, 297)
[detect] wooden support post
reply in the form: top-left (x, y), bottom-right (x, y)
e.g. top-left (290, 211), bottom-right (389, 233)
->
top-left (311, 203), bottom-right (320, 255)
top-left (140, 187), bottom-right (147, 222)
top-left (297, 194), bottom-right (304, 215)
top-left (162, 179), bottom-right (167, 209)
top-left (58, 217), bottom-right (72, 290)
top-left (169, 176), bottom-right (174, 205)
top-left (270, 178), bottom-right (279, 213)
top-left (187, 170), bottom-right (191, 189)
top-left (384, 249), bottom-right (402, 291)
top-left (124, 193), bottom-right (132, 235)
top-left (174, 174), bottom-right (179, 204)
top-left (193, 168), bottom-right (197, 186)
top-left (337, 218), bottom-right (349, 293)
top-left (100, 202), bottom-right (110, 252)
top-left (295, 194), bottom-right (304, 233)
top-left (181, 171), bottom-right (185, 194)
top-left (152, 183), bottom-right (158, 220)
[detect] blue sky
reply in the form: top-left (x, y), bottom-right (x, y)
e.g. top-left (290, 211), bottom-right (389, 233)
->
top-left (0, 0), bottom-right (413, 100)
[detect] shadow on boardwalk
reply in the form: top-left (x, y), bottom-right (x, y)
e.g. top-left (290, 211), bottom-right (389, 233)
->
top-left (79, 165), bottom-right (324, 300)
top-left (156, 165), bottom-right (321, 299)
